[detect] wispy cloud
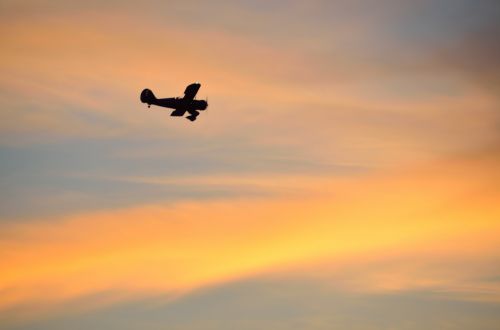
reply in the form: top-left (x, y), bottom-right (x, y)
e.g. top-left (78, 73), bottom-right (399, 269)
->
top-left (1, 3), bottom-right (498, 165)
top-left (1, 1), bottom-right (500, 329)
top-left (1, 149), bottom-right (498, 325)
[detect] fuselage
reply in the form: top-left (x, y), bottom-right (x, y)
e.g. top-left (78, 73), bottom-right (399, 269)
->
top-left (169, 97), bottom-right (208, 111)
top-left (142, 94), bottom-right (207, 111)
top-left (140, 85), bottom-right (208, 121)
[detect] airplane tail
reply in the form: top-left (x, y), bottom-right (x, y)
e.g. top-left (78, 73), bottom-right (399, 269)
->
top-left (140, 88), bottom-right (157, 105)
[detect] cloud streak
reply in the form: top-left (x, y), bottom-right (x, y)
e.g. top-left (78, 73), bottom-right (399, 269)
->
top-left (1, 149), bottom-right (499, 325)
top-left (1, 1), bottom-right (500, 328)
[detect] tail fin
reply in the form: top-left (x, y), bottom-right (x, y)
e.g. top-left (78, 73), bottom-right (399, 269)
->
top-left (140, 88), bottom-right (157, 105)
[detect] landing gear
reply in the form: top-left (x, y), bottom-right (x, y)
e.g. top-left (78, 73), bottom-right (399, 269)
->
top-left (186, 110), bottom-right (199, 122)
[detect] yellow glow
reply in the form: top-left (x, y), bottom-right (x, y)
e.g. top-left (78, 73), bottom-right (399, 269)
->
top-left (1, 150), bottom-right (499, 315)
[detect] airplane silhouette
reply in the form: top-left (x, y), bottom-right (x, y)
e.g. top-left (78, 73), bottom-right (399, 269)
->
top-left (140, 83), bottom-right (208, 121)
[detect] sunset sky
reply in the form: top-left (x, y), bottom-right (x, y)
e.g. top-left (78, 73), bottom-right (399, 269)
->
top-left (1, 0), bottom-right (500, 329)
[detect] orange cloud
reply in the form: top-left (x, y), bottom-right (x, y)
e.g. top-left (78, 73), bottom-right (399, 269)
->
top-left (2, 12), bottom-right (499, 168)
top-left (1, 148), bottom-right (499, 320)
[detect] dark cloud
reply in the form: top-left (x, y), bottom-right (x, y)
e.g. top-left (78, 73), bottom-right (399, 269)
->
top-left (429, 24), bottom-right (500, 91)
top-left (0, 136), bottom-right (362, 221)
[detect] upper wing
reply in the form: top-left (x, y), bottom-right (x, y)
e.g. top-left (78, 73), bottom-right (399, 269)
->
top-left (183, 83), bottom-right (201, 101)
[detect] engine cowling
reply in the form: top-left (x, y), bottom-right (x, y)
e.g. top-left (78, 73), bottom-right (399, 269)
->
top-left (193, 99), bottom-right (208, 110)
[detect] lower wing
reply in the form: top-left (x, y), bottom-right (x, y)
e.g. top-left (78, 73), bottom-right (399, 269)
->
top-left (170, 108), bottom-right (187, 116)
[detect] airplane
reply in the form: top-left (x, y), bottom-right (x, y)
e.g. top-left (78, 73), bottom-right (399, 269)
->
top-left (140, 83), bottom-right (208, 121)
